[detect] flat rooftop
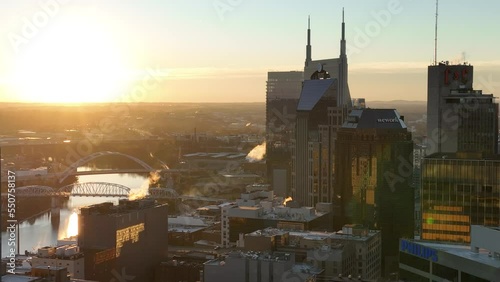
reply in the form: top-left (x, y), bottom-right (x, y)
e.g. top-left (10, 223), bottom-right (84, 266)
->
top-left (0, 275), bottom-right (41, 282)
top-left (247, 227), bottom-right (380, 242)
top-left (205, 251), bottom-right (293, 266)
top-left (417, 241), bottom-right (500, 269)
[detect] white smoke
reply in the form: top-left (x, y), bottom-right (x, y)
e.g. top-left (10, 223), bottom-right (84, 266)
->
top-left (246, 142), bottom-right (266, 162)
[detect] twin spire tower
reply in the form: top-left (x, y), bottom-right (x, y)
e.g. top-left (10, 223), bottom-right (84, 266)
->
top-left (303, 9), bottom-right (351, 108)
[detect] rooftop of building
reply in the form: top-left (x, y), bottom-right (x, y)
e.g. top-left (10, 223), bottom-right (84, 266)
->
top-left (204, 251), bottom-right (294, 266)
top-left (0, 275), bottom-right (42, 282)
top-left (34, 244), bottom-right (83, 260)
top-left (227, 205), bottom-right (326, 222)
top-left (183, 152), bottom-right (247, 160)
top-left (289, 263), bottom-right (324, 276)
top-left (247, 226), bottom-right (380, 242)
top-left (406, 239), bottom-right (500, 269)
top-left (80, 198), bottom-right (166, 216)
top-left (425, 152), bottom-right (500, 161)
top-left (342, 108), bottom-right (408, 129)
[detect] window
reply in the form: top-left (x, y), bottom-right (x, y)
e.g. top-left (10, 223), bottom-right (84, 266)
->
top-left (399, 252), bottom-right (429, 272)
top-left (432, 262), bottom-right (458, 281)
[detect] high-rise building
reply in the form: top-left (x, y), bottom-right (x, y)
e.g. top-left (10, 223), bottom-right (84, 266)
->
top-left (304, 12), bottom-right (352, 110)
top-left (291, 13), bottom-right (352, 207)
top-left (421, 152), bottom-right (500, 243)
top-left (78, 199), bottom-right (168, 282)
top-left (426, 62), bottom-right (499, 155)
top-left (335, 108), bottom-right (414, 275)
top-left (266, 71), bottom-right (304, 197)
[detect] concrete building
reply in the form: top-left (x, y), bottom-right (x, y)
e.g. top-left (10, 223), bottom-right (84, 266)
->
top-left (168, 216), bottom-right (210, 246)
top-left (220, 190), bottom-right (331, 248)
top-left (155, 258), bottom-right (205, 282)
top-left (203, 251), bottom-right (320, 282)
top-left (335, 108), bottom-right (414, 275)
top-left (242, 225), bottom-right (381, 280)
top-left (31, 245), bottom-right (84, 279)
top-left (426, 62), bottom-right (499, 155)
top-left (266, 71), bottom-right (303, 198)
top-left (421, 153), bottom-right (500, 243)
top-left (78, 198), bottom-right (168, 282)
top-left (399, 225), bottom-right (500, 281)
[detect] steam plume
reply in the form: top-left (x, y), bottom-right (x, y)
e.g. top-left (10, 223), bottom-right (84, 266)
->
top-left (246, 142), bottom-right (266, 162)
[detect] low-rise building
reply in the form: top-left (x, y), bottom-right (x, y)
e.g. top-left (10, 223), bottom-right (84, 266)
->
top-left (203, 251), bottom-right (320, 282)
top-left (221, 191), bottom-right (332, 248)
top-left (31, 245), bottom-right (84, 279)
top-left (399, 225), bottom-right (500, 281)
top-left (242, 225), bottom-right (381, 280)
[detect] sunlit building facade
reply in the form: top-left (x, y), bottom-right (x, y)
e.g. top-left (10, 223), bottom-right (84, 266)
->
top-left (421, 153), bottom-right (500, 243)
top-left (78, 199), bottom-right (168, 281)
top-left (335, 108), bottom-right (414, 275)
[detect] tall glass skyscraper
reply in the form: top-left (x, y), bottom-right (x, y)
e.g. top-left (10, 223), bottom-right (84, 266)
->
top-left (421, 153), bottom-right (500, 243)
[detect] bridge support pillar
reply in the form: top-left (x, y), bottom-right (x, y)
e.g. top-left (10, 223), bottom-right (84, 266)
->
top-left (51, 197), bottom-right (60, 228)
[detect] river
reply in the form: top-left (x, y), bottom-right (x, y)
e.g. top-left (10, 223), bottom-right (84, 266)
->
top-left (1, 171), bottom-right (150, 258)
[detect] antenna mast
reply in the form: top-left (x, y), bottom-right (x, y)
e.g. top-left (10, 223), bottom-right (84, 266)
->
top-left (434, 0), bottom-right (439, 65)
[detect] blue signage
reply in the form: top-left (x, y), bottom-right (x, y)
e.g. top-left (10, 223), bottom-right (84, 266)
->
top-left (400, 239), bottom-right (438, 262)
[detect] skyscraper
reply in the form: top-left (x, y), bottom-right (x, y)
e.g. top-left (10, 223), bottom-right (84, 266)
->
top-left (422, 60), bottom-right (500, 244)
top-left (266, 71), bottom-right (303, 197)
top-left (421, 153), bottom-right (500, 243)
top-left (335, 108), bottom-right (414, 275)
top-left (291, 13), bottom-right (352, 207)
top-left (426, 62), bottom-right (498, 155)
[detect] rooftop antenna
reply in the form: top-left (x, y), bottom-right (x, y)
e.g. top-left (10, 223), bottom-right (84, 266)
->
top-left (434, 0), bottom-right (439, 65)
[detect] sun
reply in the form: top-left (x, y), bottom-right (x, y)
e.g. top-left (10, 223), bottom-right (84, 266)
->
top-left (9, 16), bottom-right (131, 103)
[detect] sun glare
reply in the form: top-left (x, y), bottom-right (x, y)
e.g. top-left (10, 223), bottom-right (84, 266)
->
top-left (66, 211), bottom-right (79, 237)
top-left (9, 17), bottom-right (130, 103)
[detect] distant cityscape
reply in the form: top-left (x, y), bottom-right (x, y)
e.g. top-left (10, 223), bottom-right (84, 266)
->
top-left (1, 8), bottom-right (500, 282)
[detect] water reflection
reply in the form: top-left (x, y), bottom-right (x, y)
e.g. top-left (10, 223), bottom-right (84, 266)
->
top-left (1, 172), bottom-right (149, 257)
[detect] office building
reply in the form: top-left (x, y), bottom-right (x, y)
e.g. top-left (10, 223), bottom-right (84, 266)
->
top-left (426, 62), bottom-right (499, 155)
top-left (335, 108), bottom-right (414, 274)
top-left (220, 190), bottom-right (331, 247)
top-left (31, 245), bottom-right (84, 279)
top-left (203, 251), bottom-right (321, 282)
top-left (399, 225), bottom-right (500, 282)
top-left (266, 71), bottom-right (303, 198)
top-left (292, 14), bottom-right (352, 207)
top-left (78, 199), bottom-right (168, 282)
top-left (421, 152), bottom-right (500, 243)
top-left (242, 225), bottom-right (381, 280)
top-left (303, 14), bottom-right (352, 110)
top-left (155, 258), bottom-right (205, 282)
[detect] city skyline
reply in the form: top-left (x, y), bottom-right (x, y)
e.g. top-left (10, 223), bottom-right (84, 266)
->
top-left (0, 0), bottom-right (499, 103)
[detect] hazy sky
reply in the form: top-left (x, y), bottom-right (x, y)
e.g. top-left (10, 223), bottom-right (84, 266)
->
top-left (0, 0), bottom-right (499, 103)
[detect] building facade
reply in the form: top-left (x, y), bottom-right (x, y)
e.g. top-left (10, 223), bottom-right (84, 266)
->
top-left (242, 225), bottom-right (381, 280)
top-left (266, 71), bottom-right (304, 197)
top-left (426, 62), bottom-right (498, 155)
top-left (78, 199), bottom-right (168, 282)
top-left (421, 153), bottom-right (500, 243)
top-left (203, 251), bottom-right (320, 282)
top-left (399, 226), bottom-right (500, 282)
top-left (31, 245), bottom-right (84, 279)
top-left (291, 14), bottom-right (352, 208)
top-left (335, 108), bottom-right (414, 275)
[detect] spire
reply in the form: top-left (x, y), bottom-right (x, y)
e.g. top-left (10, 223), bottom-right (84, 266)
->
top-left (340, 8), bottom-right (346, 57)
top-left (305, 16), bottom-right (312, 67)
